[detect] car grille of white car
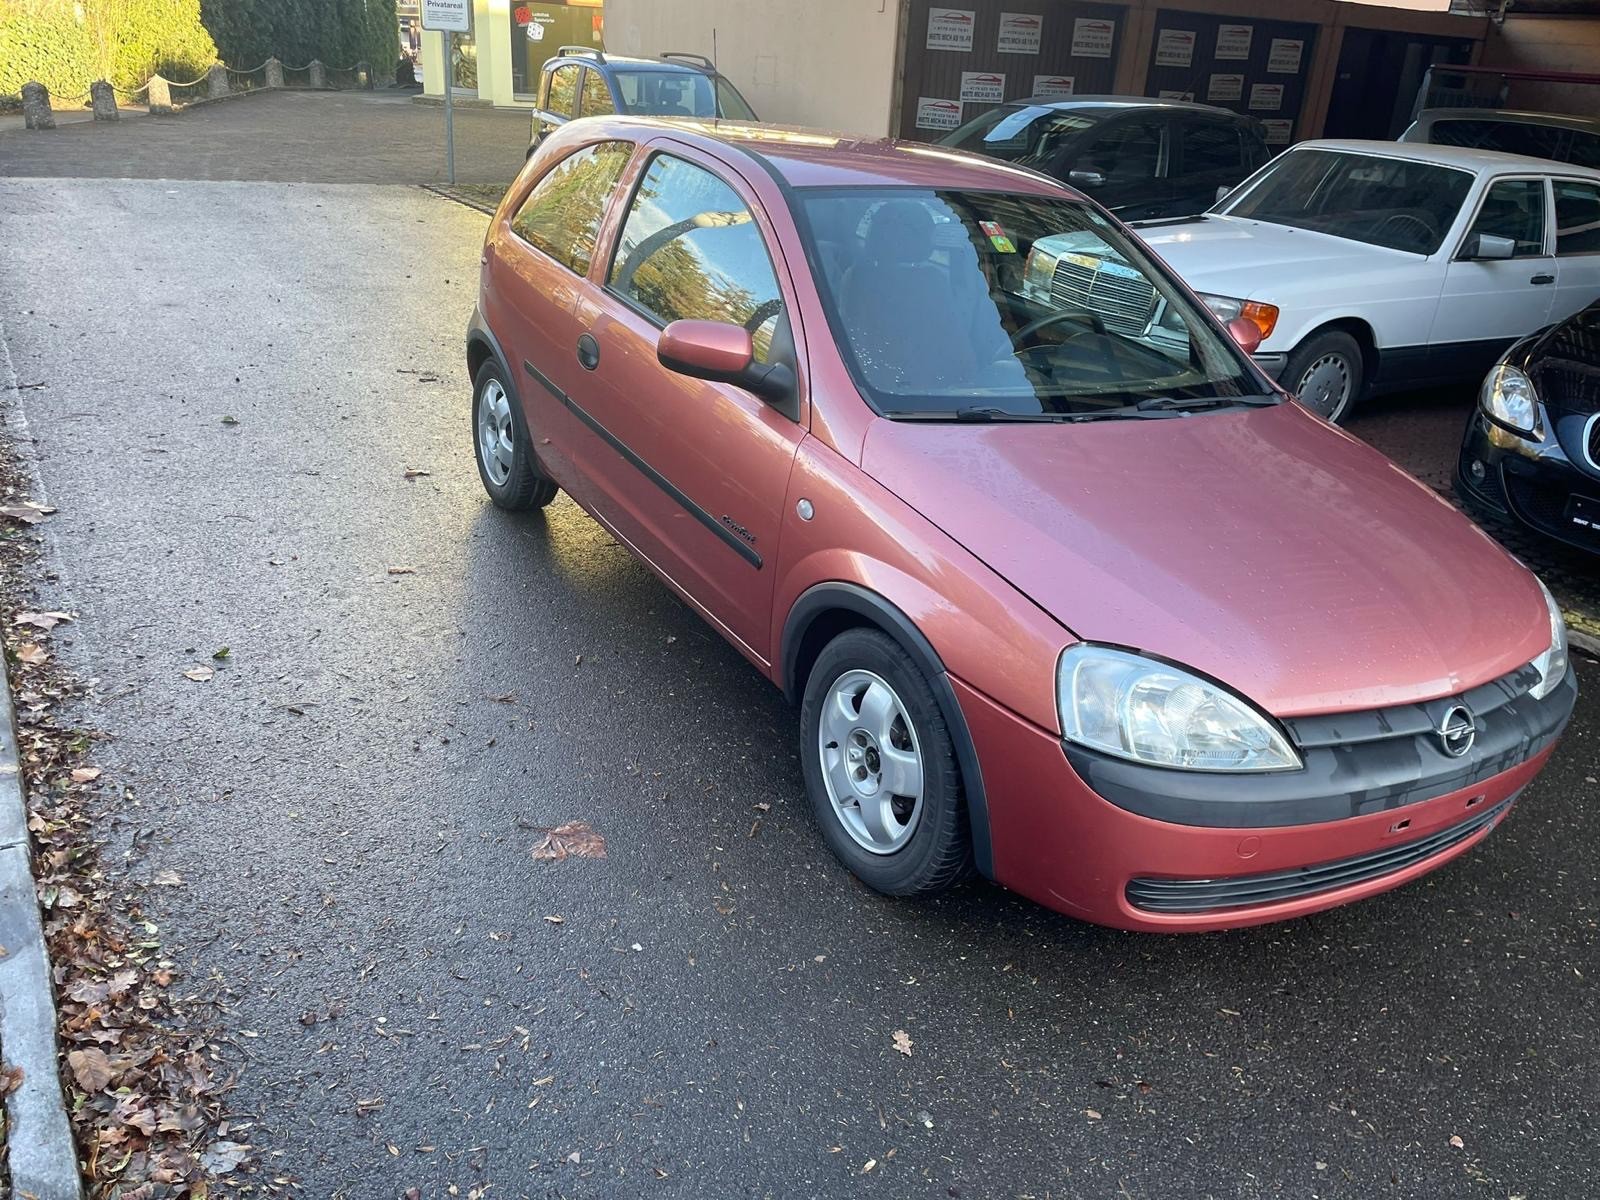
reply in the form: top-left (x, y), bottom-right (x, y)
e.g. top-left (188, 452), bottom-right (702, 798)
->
top-left (1049, 256), bottom-right (1158, 337)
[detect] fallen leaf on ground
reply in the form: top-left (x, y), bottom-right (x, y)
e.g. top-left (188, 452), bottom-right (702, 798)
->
top-left (1085, 1108), bottom-right (1103, 1121)
top-left (387, 566), bottom-right (416, 575)
top-left (0, 505), bottom-right (52, 524)
top-left (67, 1047), bottom-right (114, 1092)
top-left (0, 1065), bottom-right (23, 1096)
top-left (543, 915), bottom-right (565, 924)
top-left (863, 1159), bottom-right (877, 1174)
top-left (403, 468), bottom-right (432, 480)
top-left (14, 611), bottom-right (71, 630)
top-left (221, 415), bottom-right (241, 426)
top-left (212, 646), bottom-right (230, 660)
top-left (530, 821), bottom-right (607, 861)
top-left (153, 869), bottom-right (183, 887)
top-left (892, 1029), bottom-right (913, 1056)
top-left (1450, 1135), bottom-right (1465, 1149)
top-left (183, 666), bottom-right (214, 682)
top-left (71, 767), bottom-right (102, 783)
top-left (200, 1140), bottom-right (250, 1173)
top-left (16, 643), bottom-right (47, 665)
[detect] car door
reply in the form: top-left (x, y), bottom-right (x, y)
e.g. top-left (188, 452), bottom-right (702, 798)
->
top-left (1552, 177), bottom-right (1600, 326)
top-left (1066, 114), bottom-right (1173, 220)
top-left (1428, 175), bottom-right (1559, 378)
top-left (530, 62), bottom-right (580, 149)
top-left (485, 139), bottom-right (636, 503)
top-left (569, 143), bottom-right (807, 662)
top-left (1171, 115), bottom-right (1249, 218)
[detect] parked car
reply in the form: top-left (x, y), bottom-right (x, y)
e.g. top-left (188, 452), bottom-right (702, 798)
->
top-left (938, 98), bottom-right (1269, 222)
top-left (1458, 297), bottom-right (1600, 551)
top-left (1402, 108), bottom-right (1600, 170)
top-left (1119, 140), bottom-right (1600, 421)
top-left (468, 116), bottom-right (1574, 932)
top-left (527, 48), bottom-right (757, 156)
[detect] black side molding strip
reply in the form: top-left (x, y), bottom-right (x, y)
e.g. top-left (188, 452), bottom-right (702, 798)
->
top-left (523, 359), bottom-right (762, 570)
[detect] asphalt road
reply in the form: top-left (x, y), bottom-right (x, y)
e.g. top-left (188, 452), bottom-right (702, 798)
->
top-left (1, 107), bottom-right (1599, 1199)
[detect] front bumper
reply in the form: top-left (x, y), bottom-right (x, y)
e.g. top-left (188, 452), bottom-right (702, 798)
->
top-left (958, 665), bottom-right (1575, 932)
top-left (1458, 408), bottom-right (1600, 554)
top-left (1251, 351), bottom-right (1288, 381)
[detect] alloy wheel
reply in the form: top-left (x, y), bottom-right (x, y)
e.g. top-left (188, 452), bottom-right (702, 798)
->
top-left (817, 669), bottom-right (925, 855)
top-left (477, 378), bottom-right (516, 487)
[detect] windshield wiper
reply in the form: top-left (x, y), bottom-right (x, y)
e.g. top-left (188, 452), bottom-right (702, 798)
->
top-left (1135, 394), bottom-right (1280, 412)
top-left (886, 407), bottom-right (1068, 423)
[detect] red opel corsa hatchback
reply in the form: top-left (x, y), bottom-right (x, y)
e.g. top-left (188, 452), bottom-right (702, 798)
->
top-left (468, 117), bottom-right (1575, 931)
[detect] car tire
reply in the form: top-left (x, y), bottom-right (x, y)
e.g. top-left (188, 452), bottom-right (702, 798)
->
top-left (1283, 330), bottom-right (1364, 424)
top-left (472, 358), bottom-right (558, 511)
top-left (800, 628), bottom-right (974, 897)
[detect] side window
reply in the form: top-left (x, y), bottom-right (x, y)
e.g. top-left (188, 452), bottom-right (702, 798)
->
top-left (1178, 121), bottom-right (1242, 175)
top-left (510, 141), bottom-right (633, 275)
top-left (1495, 122), bottom-right (1566, 164)
top-left (1078, 119), bottom-right (1164, 185)
top-left (608, 155), bottom-right (785, 362)
top-left (1468, 179), bottom-right (1547, 257)
top-left (1555, 180), bottom-right (1600, 255)
top-left (581, 70), bottom-right (615, 116)
top-left (547, 64), bottom-right (580, 118)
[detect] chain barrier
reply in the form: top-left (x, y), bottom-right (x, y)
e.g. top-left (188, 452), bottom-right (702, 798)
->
top-left (38, 58), bottom-right (376, 109)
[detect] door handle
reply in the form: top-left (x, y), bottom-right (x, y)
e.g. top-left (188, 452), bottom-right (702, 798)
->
top-left (576, 332), bottom-right (600, 370)
top-left (1530, 273), bottom-right (1555, 285)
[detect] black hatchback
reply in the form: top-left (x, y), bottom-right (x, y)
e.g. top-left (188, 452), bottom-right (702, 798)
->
top-left (938, 98), bottom-right (1269, 222)
top-left (1458, 298), bottom-right (1600, 554)
top-left (527, 48), bottom-right (757, 156)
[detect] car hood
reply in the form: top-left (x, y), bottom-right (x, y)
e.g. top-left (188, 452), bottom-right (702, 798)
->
top-left (1135, 215), bottom-right (1408, 294)
top-left (1517, 299), bottom-right (1600, 416)
top-left (861, 402), bottom-right (1550, 717)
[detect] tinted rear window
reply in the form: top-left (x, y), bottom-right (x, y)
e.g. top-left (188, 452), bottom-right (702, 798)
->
top-left (939, 106), bottom-right (1100, 167)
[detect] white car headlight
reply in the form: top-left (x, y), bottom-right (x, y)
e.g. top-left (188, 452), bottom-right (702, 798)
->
top-left (1480, 364), bottom-right (1544, 441)
top-left (1057, 645), bottom-right (1301, 772)
top-left (1530, 577), bottom-right (1569, 700)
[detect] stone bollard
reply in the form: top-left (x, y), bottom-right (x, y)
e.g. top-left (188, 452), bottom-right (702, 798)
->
top-left (20, 81), bottom-right (55, 130)
top-left (308, 60), bottom-right (327, 89)
top-left (265, 57), bottom-right (284, 89)
top-left (206, 63), bottom-right (229, 100)
top-left (148, 75), bottom-right (173, 114)
top-left (90, 80), bottom-right (118, 121)
top-left (356, 61), bottom-right (373, 90)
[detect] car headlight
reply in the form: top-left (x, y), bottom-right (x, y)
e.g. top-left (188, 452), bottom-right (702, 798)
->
top-left (1022, 247), bottom-right (1059, 301)
top-left (1530, 577), bottom-right (1568, 700)
top-left (1057, 645), bottom-right (1301, 772)
top-left (1480, 364), bottom-right (1544, 442)
top-left (1197, 292), bottom-right (1279, 341)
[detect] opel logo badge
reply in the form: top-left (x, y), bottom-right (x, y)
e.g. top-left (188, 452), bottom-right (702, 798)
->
top-left (1438, 705), bottom-right (1476, 758)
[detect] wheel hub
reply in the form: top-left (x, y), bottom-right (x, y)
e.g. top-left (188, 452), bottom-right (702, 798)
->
top-left (817, 669), bottom-right (926, 855)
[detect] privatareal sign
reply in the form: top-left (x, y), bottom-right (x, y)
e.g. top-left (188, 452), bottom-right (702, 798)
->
top-left (421, 0), bottom-right (470, 32)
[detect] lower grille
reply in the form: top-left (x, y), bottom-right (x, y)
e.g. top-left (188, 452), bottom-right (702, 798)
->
top-left (1503, 471), bottom-right (1600, 546)
top-left (1126, 796), bottom-right (1514, 914)
top-left (1049, 256), bottom-right (1157, 337)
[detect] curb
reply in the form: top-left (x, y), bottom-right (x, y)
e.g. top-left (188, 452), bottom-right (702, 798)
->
top-left (0, 314), bottom-right (82, 1196)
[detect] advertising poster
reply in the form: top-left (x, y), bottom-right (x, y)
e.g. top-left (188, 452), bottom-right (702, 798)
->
top-left (1154, 29), bottom-right (1196, 69)
top-left (1032, 74), bottom-right (1076, 97)
top-left (960, 71), bottom-right (1006, 103)
top-left (1215, 24), bottom-right (1254, 61)
top-left (1249, 82), bottom-right (1284, 111)
top-left (1261, 118), bottom-right (1293, 144)
top-left (1267, 38), bottom-right (1304, 74)
top-left (1207, 73), bottom-right (1244, 101)
top-left (997, 12), bottom-right (1043, 54)
top-left (1158, 89), bottom-right (1196, 101)
top-left (927, 8), bottom-right (976, 51)
top-left (1071, 17), bottom-right (1115, 59)
top-left (915, 96), bottom-right (965, 130)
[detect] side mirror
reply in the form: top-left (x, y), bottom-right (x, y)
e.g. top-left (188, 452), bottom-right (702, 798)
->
top-left (1225, 316), bottom-right (1263, 354)
top-left (1215, 184), bottom-right (1233, 205)
top-left (1067, 169), bottom-right (1106, 189)
top-left (658, 320), bottom-right (795, 404)
top-left (1465, 233), bottom-right (1516, 261)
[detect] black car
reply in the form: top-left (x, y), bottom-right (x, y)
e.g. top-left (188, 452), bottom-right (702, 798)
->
top-left (528, 48), bottom-right (758, 156)
top-left (938, 98), bottom-right (1270, 222)
top-left (1458, 298), bottom-right (1600, 552)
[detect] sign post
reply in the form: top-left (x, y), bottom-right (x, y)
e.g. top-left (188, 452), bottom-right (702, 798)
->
top-left (420, 0), bottom-right (471, 184)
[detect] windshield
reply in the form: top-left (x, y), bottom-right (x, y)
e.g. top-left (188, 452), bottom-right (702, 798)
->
top-left (1220, 148), bottom-right (1474, 254)
top-left (796, 187), bottom-right (1263, 417)
top-left (612, 68), bottom-right (754, 120)
top-left (938, 105), bottom-right (1100, 168)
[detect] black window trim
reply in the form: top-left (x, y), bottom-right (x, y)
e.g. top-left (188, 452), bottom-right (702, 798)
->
top-left (1552, 175), bottom-right (1600, 259)
top-left (1452, 172), bottom-right (1554, 262)
top-left (505, 138), bottom-right (637, 280)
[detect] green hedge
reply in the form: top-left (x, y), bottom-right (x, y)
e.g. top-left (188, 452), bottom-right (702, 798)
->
top-left (201, 0), bottom-right (398, 71)
top-left (0, 0), bottom-right (217, 95)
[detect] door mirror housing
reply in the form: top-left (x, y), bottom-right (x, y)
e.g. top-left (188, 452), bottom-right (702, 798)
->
top-left (1067, 169), bottom-right (1106, 189)
top-left (1225, 316), bottom-right (1263, 355)
top-left (1465, 232), bottom-right (1516, 261)
top-left (658, 320), bottom-right (795, 405)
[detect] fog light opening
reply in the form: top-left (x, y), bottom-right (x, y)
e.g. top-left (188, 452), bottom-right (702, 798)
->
top-left (1469, 459), bottom-right (1487, 483)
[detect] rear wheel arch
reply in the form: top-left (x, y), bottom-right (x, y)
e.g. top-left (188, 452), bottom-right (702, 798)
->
top-left (781, 582), bottom-right (994, 878)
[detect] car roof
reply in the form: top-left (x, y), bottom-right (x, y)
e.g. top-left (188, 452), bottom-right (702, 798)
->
top-left (1291, 137), bottom-right (1600, 178)
top-left (997, 95), bottom-right (1253, 119)
top-left (1415, 108), bottom-right (1600, 134)
top-left (570, 116), bottom-right (1079, 193)
top-left (551, 51), bottom-right (717, 75)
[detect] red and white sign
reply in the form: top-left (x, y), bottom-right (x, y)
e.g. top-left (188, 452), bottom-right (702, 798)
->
top-left (1154, 28), bottom-right (1196, 68)
top-left (1267, 38), bottom-right (1304, 74)
top-left (1261, 118), bottom-right (1292, 144)
top-left (1215, 24), bottom-right (1253, 61)
top-left (915, 96), bottom-right (965, 130)
top-left (1071, 17), bottom-right (1114, 59)
top-left (1032, 74), bottom-right (1075, 98)
top-left (1157, 89), bottom-right (1196, 101)
top-left (1249, 83), bottom-right (1284, 111)
top-left (960, 71), bottom-right (1006, 103)
top-left (926, 8), bottom-right (976, 52)
top-left (1207, 73), bottom-right (1244, 101)
top-left (997, 11), bottom-right (1042, 54)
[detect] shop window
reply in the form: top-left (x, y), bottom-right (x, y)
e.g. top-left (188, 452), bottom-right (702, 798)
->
top-left (510, 141), bottom-right (633, 275)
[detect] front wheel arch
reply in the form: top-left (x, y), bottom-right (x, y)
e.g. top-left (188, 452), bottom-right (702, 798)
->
top-left (780, 582), bottom-right (994, 878)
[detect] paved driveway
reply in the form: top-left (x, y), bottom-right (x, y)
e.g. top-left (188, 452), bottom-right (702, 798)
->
top-left (1, 94), bottom-right (1598, 1199)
